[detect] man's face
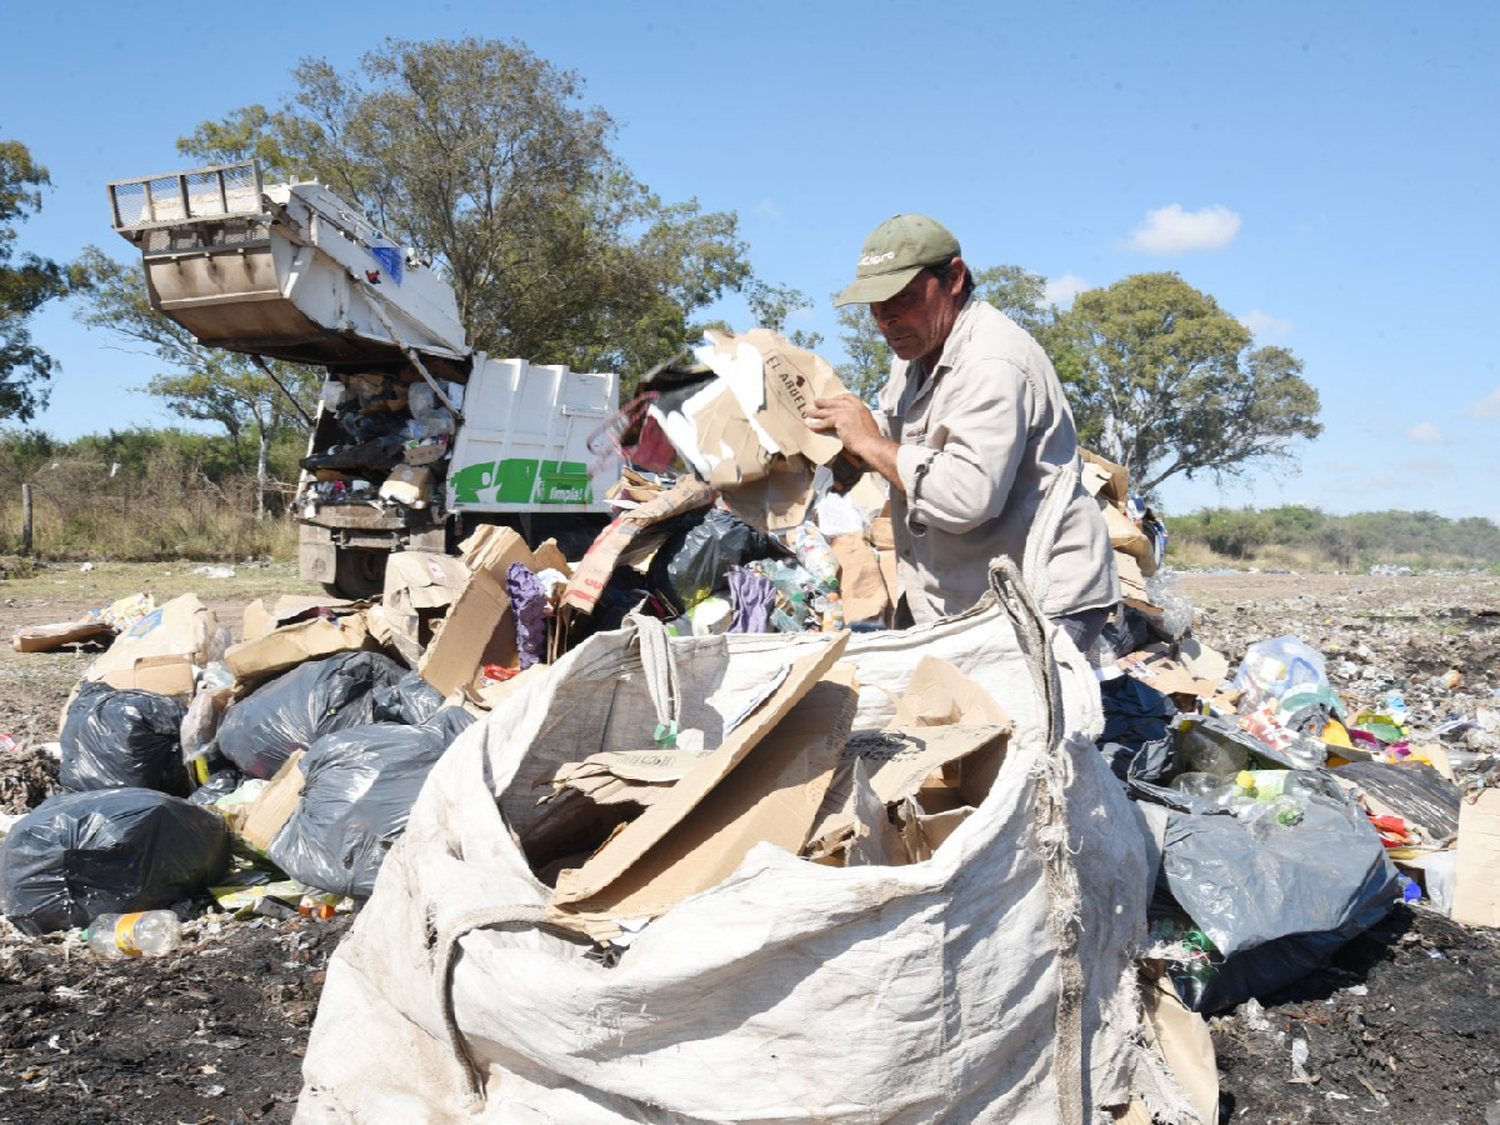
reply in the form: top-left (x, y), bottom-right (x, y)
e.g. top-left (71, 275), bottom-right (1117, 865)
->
top-left (869, 259), bottom-right (965, 368)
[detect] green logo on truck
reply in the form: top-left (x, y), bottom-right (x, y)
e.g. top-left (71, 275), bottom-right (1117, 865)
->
top-left (449, 457), bottom-right (593, 506)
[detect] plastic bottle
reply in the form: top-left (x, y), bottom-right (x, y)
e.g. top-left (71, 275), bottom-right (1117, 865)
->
top-left (83, 911), bottom-right (182, 959)
top-left (1170, 772), bottom-right (1222, 799)
top-left (820, 593), bottom-right (844, 633)
top-left (788, 523), bottom-right (840, 592)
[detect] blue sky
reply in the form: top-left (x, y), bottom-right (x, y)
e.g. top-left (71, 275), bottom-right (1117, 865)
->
top-left (6, 0), bottom-right (1498, 519)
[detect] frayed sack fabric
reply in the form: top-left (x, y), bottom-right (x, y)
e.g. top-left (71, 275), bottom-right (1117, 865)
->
top-left (295, 483), bottom-right (1195, 1123)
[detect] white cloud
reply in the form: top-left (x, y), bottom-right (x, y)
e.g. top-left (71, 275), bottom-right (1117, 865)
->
top-left (1125, 203), bottom-right (1242, 254)
top-left (754, 199), bottom-right (783, 221)
top-left (1404, 421), bottom-right (1448, 445)
top-left (1464, 386), bottom-right (1500, 419)
top-left (1241, 308), bottom-right (1293, 339)
top-left (1043, 273), bottom-right (1090, 307)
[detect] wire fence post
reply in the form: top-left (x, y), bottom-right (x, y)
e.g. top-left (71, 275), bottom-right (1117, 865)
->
top-left (21, 483), bottom-right (34, 555)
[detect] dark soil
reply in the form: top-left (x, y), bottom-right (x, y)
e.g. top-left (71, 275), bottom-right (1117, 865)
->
top-left (2, 570), bottom-right (1499, 1123)
top-left (0, 914), bottom-right (352, 1125)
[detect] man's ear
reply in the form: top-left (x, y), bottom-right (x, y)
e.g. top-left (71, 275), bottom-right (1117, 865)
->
top-left (946, 256), bottom-right (967, 298)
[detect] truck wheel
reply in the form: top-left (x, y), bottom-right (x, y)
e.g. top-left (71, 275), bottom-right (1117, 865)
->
top-left (330, 548), bottom-right (387, 600)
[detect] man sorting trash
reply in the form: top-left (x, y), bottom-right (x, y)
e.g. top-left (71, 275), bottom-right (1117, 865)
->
top-left (808, 213), bottom-right (1118, 651)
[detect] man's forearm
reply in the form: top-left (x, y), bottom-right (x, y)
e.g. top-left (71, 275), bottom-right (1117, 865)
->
top-left (847, 434), bottom-right (906, 495)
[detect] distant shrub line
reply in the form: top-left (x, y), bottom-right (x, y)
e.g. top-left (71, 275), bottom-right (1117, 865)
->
top-left (1168, 505), bottom-right (1500, 572)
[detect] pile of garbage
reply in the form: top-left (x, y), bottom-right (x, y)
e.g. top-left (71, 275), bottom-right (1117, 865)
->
top-left (299, 373), bottom-right (460, 513)
top-left (1096, 603), bottom-right (1500, 1015)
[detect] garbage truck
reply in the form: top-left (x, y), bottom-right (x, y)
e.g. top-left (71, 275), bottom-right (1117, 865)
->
top-left (107, 161), bottom-right (619, 596)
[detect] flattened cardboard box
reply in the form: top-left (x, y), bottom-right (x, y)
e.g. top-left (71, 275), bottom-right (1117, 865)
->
top-left (12, 618), bottom-right (113, 653)
top-left (377, 551), bottom-right (469, 664)
top-left (561, 477), bottom-right (712, 614)
top-left (238, 750), bottom-right (307, 853)
top-left (1452, 788), bottom-right (1500, 928)
top-left (242, 594), bottom-right (364, 640)
top-left (549, 636), bottom-right (852, 937)
top-left (224, 612), bottom-right (373, 685)
top-left (419, 526), bottom-right (538, 697)
top-left (87, 593), bottom-right (214, 696)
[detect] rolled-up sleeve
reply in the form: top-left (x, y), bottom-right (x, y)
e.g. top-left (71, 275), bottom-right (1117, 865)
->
top-left (899, 355), bottom-right (1031, 536)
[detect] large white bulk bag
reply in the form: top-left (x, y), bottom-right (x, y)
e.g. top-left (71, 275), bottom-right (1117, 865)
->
top-left (295, 556), bottom-right (1192, 1125)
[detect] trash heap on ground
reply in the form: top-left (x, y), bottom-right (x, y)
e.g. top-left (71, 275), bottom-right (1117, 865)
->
top-left (4, 325), bottom-right (1500, 1120)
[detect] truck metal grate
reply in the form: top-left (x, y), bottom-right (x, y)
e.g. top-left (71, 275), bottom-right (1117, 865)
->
top-left (141, 216), bottom-right (271, 255)
top-left (109, 161), bottom-right (264, 232)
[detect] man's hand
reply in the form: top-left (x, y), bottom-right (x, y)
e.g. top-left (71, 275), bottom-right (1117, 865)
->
top-left (807, 394), bottom-right (904, 492)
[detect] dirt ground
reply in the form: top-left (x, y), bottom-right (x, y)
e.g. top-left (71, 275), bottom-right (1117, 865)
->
top-left (2, 561), bottom-right (1499, 1123)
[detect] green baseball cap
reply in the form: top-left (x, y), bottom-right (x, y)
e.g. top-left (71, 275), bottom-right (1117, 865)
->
top-left (833, 214), bottom-right (961, 307)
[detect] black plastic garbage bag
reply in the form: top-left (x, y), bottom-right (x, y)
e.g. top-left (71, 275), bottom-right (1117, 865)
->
top-left (650, 508), bottom-right (778, 613)
top-left (60, 681), bottom-right (188, 794)
top-left (267, 707), bottom-right (475, 898)
top-left (1159, 787), bottom-right (1399, 1012)
top-left (0, 788), bottom-right (231, 935)
top-left (298, 433), bottom-right (404, 474)
top-left (1099, 673), bottom-right (1175, 754)
top-left (1332, 760), bottom-right (1461, 844)
top-left (371, 670), bottom-right (444, 726)
top-left (188, 768), bottom-right (246, 807)
top-left (216, 652), bottom-right (406, 780)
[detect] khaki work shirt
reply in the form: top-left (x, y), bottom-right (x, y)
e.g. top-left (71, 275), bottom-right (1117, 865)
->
top-left (876, 298), bottom-right (1118, 624)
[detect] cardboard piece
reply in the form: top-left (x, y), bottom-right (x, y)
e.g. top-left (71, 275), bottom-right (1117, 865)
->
top-left (459, 523), bottom-right (539, 575)
top-left (546, 745), bottom-right (709, 809)
top-left (830, 533), bottom-right (890, 623)
top-left (809, 724), bottom-right (1006, 848)
top-left (1080, 448), bottom-right (1129, 507)
top-left (86, 594), bottom-right (214, 696)
top-left (376, 551), bottom-right (470, 664)
top-left (238, 750), bottom-right (307, 852)
top-left (893, 656), bottom-right (1013, 806)
top-left (1451, 789), bottom-right (1500, 928)
top-left (549, 636), bottom-right (851, 922)
top-left (12, 619), bottom-right (113, 653)
top-left (551, 661), bottom-right (859, 939)
top-left (1176, 636), bottom-right (1230, 686)
top-left (1119, 646), bottom-right (1221, 703)
top-left (1102, 503), bottom-right (1158, 577)
top-left (379, 463), bottom-right (437, 507)
top-left (225, 612), bottom-right (373, 684)
top-left (530, 538), bottom-right (572, 577)
top-left (242, 594), bottom-right (364, 640)
top-left (417, 526), bottom-right (538, 697)
top-left (561, 477), bottom-right (712, 613)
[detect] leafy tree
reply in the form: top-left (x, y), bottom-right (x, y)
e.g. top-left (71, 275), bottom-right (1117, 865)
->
top-left (1, 134), bottom-right (71, 421)
top-left (1055, 272), bottom-right (1321, 494)
top-left (71, 247), bottom-right (318, 516)
top-left (178, 37), bottom-right (755, 382)
top-left (745, 280), bottom-right (823, 350)
top-left (831, 302), bottom-right (890, 404)
top-left (972, 264), bottom-right (1049, 336)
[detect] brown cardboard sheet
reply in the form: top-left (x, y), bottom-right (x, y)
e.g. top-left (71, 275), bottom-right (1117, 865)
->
top-left (86, 594), bottom-right (214, 696)
top-left (1452, 789), bottom-right (1500, 927)
top-left (561, 477), bottom-right (712, 613)
top-left (548, 637), bottom-right (852, 932)
top-left (238, 750), bottom-right (307, 852)
top-left (830, 533), bottom-right (890, 623)
top-left (225, 612), bottom-right (373, 685)
top-left (12, 619), bottom-right (113, 653)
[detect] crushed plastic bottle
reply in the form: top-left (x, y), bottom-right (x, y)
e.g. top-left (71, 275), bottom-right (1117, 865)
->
top-left (1144, 570), bottom-right (1194, 640)
top-left (83, 910), bottom-right (182, 959)
top-left (787, 523), bottom-right (840, 592)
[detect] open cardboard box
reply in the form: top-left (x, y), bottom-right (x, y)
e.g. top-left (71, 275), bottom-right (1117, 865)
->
top-left (418, 526), bottom-right (537, 698)
top-left (86, 593), bottom-right (215, 696)
top-left (546, 637), bottom-right (853, 939)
